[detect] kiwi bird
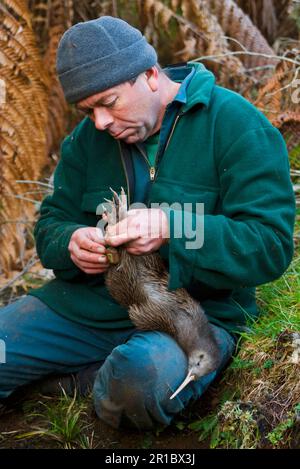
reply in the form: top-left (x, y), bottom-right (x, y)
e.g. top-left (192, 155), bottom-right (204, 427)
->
top-left (102, 188), bottom-right (221, 399)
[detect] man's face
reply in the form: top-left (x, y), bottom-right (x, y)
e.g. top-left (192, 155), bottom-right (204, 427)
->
top-left (76, 69), bottom-right (161, 144)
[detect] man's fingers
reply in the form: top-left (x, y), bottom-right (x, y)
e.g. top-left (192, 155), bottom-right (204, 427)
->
top-left (105, 218), bottom-right (140, 246)
top-left (77, 258), bottom-right (109, 268)
top-left (70, 227), bottom-right (106, 253)
top-left (81, 266), bottom-right (109, 274)
top-left (125, 240), bottom-right (157, 255)
top-left (71, 256), bottom-right (110, 273)
top-left (125, 247), bottom-right (140, 255)
top-left (79, 237), bottom-right (106, 253)
top-left (79, 228), bottom-right (106, 252)
top-left (87, 227), bottom-right (106, 243)
top-left (125, 237), bottom-right (151, 248)
top-left (78, 262), bottom-right (109, 271)
top-left (105, 232), bottom-right (136, 247)
top-left (71, 245), bottom-right (108, 264)
top-left (83, 269), bottom-right (105, 275)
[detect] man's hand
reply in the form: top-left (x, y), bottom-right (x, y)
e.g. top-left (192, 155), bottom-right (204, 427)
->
top-left (105, 208), bottom-right (169, 255)
top-left (68, 227), bottom-right (109, 274)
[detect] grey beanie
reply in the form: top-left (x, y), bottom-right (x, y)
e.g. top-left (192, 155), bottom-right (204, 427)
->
top-left (56, 16), bottom-right (157, 103)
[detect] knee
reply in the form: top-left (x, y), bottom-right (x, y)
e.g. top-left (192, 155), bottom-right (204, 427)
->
top-left (106, 331), bottom-right (187, 393)
top-left (93, 331), bottom-right (187, 429)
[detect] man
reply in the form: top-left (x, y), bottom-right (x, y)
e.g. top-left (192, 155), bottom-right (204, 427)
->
top-left (0, 16), bottom-right (295, 429)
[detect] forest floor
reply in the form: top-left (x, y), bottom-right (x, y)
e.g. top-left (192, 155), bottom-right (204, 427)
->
top-left (0, 377), bottom-right (221, 449)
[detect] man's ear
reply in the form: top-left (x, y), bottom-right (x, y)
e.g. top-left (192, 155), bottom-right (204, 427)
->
top-left (145, 66), bottom-right (159, 92)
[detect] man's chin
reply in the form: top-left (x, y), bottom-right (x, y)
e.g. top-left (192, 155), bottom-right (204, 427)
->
top-left (123, 133), bottom-right (142, 144)
top-left (111, 127), bottom-right (146, 143)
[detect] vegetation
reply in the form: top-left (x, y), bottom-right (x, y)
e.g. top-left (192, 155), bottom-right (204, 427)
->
top-left (16, 388), bottom-right (93, 449)
top-left (187, 249), bottom-right (300, 449)
top-left (0, 0), bottom-right (299, 449)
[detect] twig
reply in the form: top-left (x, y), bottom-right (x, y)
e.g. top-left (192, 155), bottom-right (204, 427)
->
top-left (112, 0), bottom-right (118, 17)
top-left (15, 180), bottom-right (54, 189)
top-left (3, 194), bottom-right (41, 205)
top-left (0, 254), bottom-right (39, 294)
top-left (16, 190), bottom-right (50, 196)
top-left (0, 220), bottom-right (36, 225)
top-left (191, 51), bottom-right (300, 67)
top-left (265, 66), bottom-right (300, 97)
top-left (254, 107), bottom-right (283, 114)
top-left (245, 65), bottom-right (275, 73)
top-left (221, 35), bottom-right (248, 52)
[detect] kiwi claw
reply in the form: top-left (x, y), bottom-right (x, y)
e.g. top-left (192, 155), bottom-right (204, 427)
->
top-left (106, 247), bottom-right (120, 264)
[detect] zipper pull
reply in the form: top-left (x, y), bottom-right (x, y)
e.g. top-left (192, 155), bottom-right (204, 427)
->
top-left (150, 166), bottom-right (156, 180)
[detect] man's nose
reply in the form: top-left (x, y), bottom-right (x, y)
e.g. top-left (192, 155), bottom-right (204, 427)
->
top-left (93, 107), bottom-right (114, 130)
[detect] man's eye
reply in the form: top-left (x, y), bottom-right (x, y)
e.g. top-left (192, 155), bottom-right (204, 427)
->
top-left (105, 98), bottom-right (118, 108)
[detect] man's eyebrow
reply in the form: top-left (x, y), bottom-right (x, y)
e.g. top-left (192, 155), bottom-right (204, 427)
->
top-left (76, 95), bottom-right (117, 111)
top-left (76, 104), bottom-right (90, 112)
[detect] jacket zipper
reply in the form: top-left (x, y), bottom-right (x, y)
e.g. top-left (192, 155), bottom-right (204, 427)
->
top-left (118, 114), bottom-right (182, 202)
top-left (139, 114), bottom-right (182, 182)
top-left (164, 114), bottom-right (181, 155)
top-left (118, 141), bottom-right (131, 205)
top-left (152, 113), bottom-right (182, 183)
top-left (135, 143), bottom-right (155, 181)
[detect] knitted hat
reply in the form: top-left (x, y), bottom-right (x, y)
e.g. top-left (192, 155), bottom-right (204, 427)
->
top-left (56, 16), bottom-right (157, 103)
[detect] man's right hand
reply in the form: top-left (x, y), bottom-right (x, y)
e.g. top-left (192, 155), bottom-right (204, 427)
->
top-left (68, 227), bottom-right (110, 274)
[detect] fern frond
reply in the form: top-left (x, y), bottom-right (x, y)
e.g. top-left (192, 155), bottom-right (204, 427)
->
top-left (0, 0), bottom-right (49, 275)
top-left (254, 50), bottom-right (299, 123)
top-left (209, 0), bottom-right (276, 70)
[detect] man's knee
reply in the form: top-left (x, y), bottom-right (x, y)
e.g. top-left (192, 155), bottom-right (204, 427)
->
top-left (93, 331), bottom-right (188, 429)
top-left (93, 326), bottom-right (236, 429)
top-left (97, 330), bottom-right (186, 393)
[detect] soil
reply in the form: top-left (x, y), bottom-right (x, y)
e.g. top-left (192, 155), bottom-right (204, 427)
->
top-left (0, 382), bottom-right (219, 449)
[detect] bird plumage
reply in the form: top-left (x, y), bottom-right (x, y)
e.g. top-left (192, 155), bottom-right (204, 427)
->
top-left (103, 189), bottom-right (221, 398)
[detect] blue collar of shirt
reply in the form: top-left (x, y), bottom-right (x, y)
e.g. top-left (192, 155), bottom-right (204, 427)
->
top-left (166, 66), bottom-right (196, 108)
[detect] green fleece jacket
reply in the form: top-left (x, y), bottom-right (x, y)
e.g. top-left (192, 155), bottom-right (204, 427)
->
top-left (29, 63), bottom-right (295, 333)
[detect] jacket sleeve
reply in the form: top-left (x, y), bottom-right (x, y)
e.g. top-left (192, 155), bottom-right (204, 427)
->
top-left (166, 125), bottom-right (295, 291)
top-left (34, 132), bottom-right (89, 280)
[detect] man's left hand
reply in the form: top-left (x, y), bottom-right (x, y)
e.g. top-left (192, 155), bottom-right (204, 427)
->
top-left (105, 208), bottom-right (169, 255)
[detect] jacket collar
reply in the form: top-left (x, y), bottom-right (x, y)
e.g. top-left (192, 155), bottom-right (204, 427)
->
top-left (163, 62), bottom-right (216, 112)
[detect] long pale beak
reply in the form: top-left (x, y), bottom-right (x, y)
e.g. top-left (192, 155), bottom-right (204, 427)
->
top-left (170, 370), bottom-right (196, 400)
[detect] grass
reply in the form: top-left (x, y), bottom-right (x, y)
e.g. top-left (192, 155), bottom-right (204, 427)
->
top-left (186, 226), bottom-right (300, 448)
top-left (15, 387), bottom-right (94, 449)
